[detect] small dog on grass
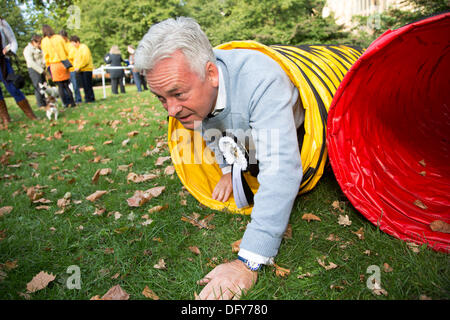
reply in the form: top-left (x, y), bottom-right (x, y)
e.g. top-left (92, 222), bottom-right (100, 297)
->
top-left (45, 96), bottom-right (59, 121)
top-left (39, 82), bottom-right (61, 120)
top-left (39, 82), bottom-right (59, 99)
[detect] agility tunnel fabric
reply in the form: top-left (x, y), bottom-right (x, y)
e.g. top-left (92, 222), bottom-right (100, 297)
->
top-left (327, 13), bottom-right (450, 253)
top-left (168, 41), bottom-right (363, 214)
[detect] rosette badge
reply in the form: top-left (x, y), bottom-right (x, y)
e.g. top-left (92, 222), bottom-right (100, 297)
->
top-left (218, 136), bottom-right (248, 171)
top-left (218, 136), bottom-right (254, 209)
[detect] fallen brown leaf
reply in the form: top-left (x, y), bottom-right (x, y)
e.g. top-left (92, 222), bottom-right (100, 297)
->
top-left (181, 213), bottom-right (215, 230)
top-left (86, 190), bottom-right (107, 202)
top-left (383, 263), bottom-right (393, 273)
top-left (117, 163), bottom-right (133, 171)
top-left (0, 206), bottom-right (13, 217)
top-left (2, 260), bottom-right (18, 270)
top-left (35, 205), bottom-right (50, 210)
top-left (153, 258), bottom-right (166, 270)
top-left (317, 257), bottom-right (338, 270)
top-left (127, 131), bottom-right (139, 138)
top-left (302, 213), bottom-right (321, 222)
top-left (297, 272), bottom-right (313, 279)
top-left (231, 239), bottom-right (242, 253)
top-left (127, 172), bottom-right (158, 183)
top-left (273, 263), bottom-right (290, 277)
top-left (188, 246), bottom-right (201, 255)
top-left (101, 284), bottom-right (130, 300)
top-left (326, 234), bottom-right (341, 241)
top-left (148, 204), bottom-right (168, 213)
top-left (155, 156), bottom-right (171, 166)
top-left (283, 224), bottom-right (292, 239)
top-left (338, 215), bottom-right (352, 226)
top-left (164, 165), bottom-right (175, 175)
top-left (26, 271), bottom-right (55, 293)
top-left (352, 227), bottom-right (365, 240)
top-left (142, 286), bottom-right (159, 300)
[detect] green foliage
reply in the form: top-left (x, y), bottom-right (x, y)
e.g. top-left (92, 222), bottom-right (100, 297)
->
top-left (352, 0), bottom-right (449, 48)
top-left (2, 0), bottom-right (449, 74)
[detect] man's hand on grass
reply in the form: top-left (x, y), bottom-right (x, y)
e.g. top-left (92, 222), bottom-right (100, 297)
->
top-left (196, 259), bottom-right (257, 300)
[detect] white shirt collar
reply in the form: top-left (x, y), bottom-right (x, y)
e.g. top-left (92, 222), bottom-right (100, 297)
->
top-left (210, 65), bottom-right (226, 116)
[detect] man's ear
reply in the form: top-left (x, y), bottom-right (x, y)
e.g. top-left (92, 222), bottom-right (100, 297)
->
top-left (205, 62), bottom-right (219, 87)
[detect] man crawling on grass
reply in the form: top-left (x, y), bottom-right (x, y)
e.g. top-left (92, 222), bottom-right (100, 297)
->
top-left (135, 17), bottom-right (304, 300)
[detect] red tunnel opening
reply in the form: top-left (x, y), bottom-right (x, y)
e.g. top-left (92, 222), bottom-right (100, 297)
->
top-left (327, 13), bottom-right (450, 252)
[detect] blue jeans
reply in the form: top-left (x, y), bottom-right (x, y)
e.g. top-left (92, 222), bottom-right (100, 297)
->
top-left (70, 71), bottom-right (82, 103)
top-left (132, 71), bottom-right (147, 92)
top-left (0, 58), bottom-right (26, 102)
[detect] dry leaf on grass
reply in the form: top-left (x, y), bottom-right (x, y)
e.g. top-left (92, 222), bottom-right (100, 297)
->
top-left (153, 258), bottom-right (166, 270)
top-left (302, 213), bottom-right (321, 222)
top-left (338, 215), bottom-right (352, 226)
top-left (127, 131), bottom-right (139, 137)
top-left (92, 168), bottom-right (112, 184)
top-left (164, 166), bottom-right (175, 175)
top-left (99, 284), bottom-right (130, 300)
top-left (2, 260), bottom-right (18, 271)
top-left (127, 172), bottom-right (158, 183)
top-left (142, 286), bottom-right (159, 300)
top-left (35, 205), bottom-right (50, 210)
top-left (317, 257), bottom-right (338, 270)
top-left (283, 224), bottom-right (292, 239)
top-left (155, 156), bottom-right (171, 166)
top-left (127, 186), bottom-right (165, 207)
top-left (181, 213), bottom-right (215, 230)
top-left (297, 272), bottom-right (313, 279)
top-left (117, 163), bottom-right (133, 171)
top-left (429, 220), bottom-right (450, 233)
top-left (188, 246), bottom-right (201, 255)
top-left (26, 271), bottom-right (55, 293)
top-left (0, 206), bottom-right (13, 217)
top-left (26, 186), bottom-right (43, 202)
top-left (273, 264), bottom-right (290, 277)
top-left (407, 242), bottom-right (420, 253)
top-left (148, 204), bottom-right (168, 213)
top-left (86, 190), bottom-right (107, 202)
top-left (231, 239), bottom-right (242, 253)
top-left (352, 227), bottom-right (365, 240)
top-left (383, 263), bottom-right (393, 273)
top-left (326, 234), bottom-right (341, 241)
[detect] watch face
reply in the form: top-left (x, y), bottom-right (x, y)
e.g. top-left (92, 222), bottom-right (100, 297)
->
top-left (246, 261), bottom-right (261, 271)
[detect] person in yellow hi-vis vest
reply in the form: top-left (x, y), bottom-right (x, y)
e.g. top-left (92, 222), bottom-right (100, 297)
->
top-left (70, 35), bottom-right (95, 103)
top-left (60, 29), bottom-right (82, 104)
top-left (41, 25), bottom-right (75, 108)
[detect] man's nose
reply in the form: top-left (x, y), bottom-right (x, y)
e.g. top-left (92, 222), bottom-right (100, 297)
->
top-left (166, 99), bottom-right (182, 117)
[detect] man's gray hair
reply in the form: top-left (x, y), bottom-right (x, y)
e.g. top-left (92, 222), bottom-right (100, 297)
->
top-left (134, 17), bottom-right (216, 80)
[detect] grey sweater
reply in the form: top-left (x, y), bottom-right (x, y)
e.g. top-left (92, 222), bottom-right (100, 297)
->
top-left (201, 49), bottom-right (303, 260)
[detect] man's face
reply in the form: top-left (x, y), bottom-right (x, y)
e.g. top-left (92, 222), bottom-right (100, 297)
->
top-left (146, 50), bottom-right (219, 130)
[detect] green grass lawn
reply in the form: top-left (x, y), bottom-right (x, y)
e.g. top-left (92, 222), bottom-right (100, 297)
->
top-left (0, 85), bottom-right (448, 300)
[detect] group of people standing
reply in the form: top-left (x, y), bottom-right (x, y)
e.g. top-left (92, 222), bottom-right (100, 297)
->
top-left (103, 44), bottom-right (148, 94)
top-left (36, 25), bottom-right (96, 108)
top-left (1, 16), bottom-right (148, 129)
top-left (0, 17), bottom-right (96, 129)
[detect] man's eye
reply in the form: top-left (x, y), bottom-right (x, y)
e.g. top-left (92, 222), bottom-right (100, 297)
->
top-left (175, 93), bottom-right (183, 98)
